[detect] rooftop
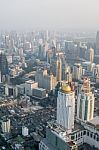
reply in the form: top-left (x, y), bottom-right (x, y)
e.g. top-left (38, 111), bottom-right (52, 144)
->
top-left (25, 80), bottom-right (35, 84)
top-left (88, 116), bottom-right (99, 129)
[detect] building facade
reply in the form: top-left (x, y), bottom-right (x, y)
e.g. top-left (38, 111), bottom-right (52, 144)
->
top-left (57, 83), bottom-right (75, 133)
top-left (77, 77), bottom-right (94, 122)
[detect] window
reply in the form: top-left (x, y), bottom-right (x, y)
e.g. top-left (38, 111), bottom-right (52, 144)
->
top-left (71, 135), bottom-right (74, 140)
top-left (97, 137), bottom-right (99, 141)
top-left (81, 132), bottom-right (82, 136)
top-left (83, 131), bottom-right (86, 135)
top-left (78, 133), bottom-right (80, 138)
top-left (87, 131), bottom-right (89, 136)
top-left (90, 133), bottom-right (92, 138)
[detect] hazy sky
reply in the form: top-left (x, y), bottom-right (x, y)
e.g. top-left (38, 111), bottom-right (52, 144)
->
top-left (0, 0), bottom-right (99, 31)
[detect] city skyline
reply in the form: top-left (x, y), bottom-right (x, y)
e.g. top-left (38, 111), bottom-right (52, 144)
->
top-left (0, 0), bottom-right (99, 31)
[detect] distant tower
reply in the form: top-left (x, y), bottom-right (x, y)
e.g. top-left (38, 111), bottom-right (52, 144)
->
top-left (77, 77), bottom-right (94, 122)
top-left (73, 63), bottom-right (82, 80)
top-left (96, 31), bottom-right (99, 55)
top-left (57, 83), bottom-right (75, 133)
top-left (86, 48), bottom-right (94, 63)
top-left (0, 53), bottom-right (9, 82)
top-left (56, 57), bottom-right (62, 82)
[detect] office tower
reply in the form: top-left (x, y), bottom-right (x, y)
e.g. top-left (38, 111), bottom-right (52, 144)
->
top-left (79, 45), bottom-right (87, 59)
top-left (65, 41), bottom-right (74, 54)
top-left (96, 31), bottom-right (99, 55)
top-left (47, 50), bottom-right (53, 64)
top-left (0, 52), bottom-right (9, 82)
top-left (1, 117), bottom-right (10, 133)
top-left (73, 63), bottom-right (82, 80)
top-left (35, 69), bottom-right (57, 91)
top-left (65, 41), bottom-right (75, 62)
top-left (77, 77), bottom-right (94, 122)
top-left (86, 48), bottom-right (94, 63)
top-left (5, 35), bottom-right (10, 48)
top-left (56, 57), bottom-right (62, 82)
top-left (94, 64), bottom-right (99, 83)
top-left (38, 43), bottom-right (47, 59)
top-left (43, 42), bottom-right (48, 58)
top-left (62, 64), bottom-right (72, 82)
top-left (57, 83), bottom-right (75, 133)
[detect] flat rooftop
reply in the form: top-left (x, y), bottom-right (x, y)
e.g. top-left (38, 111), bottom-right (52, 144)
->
top-left (25, 80), bottom-right (35, 84)
top-left (89, 116), bottom-right (99, 126)
top-left (33, 87), bottom-right (46, 91)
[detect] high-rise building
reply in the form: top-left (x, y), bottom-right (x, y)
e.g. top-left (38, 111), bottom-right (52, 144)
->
top-left (39, 82), bottom-right (77, 150)
top-left (39, 77), bottom-right (99, 150)
top-left (0, 52), bottom-right (9, 82)
top-left (96, 31), bottom-right (99, 55)
top-left (77, 77), bottom-right (94, 122)
top-left (56, 57), bottom-right (62, 82)
top-left (57, 83), bottom-right (75, 133)
top-left (86, 48), bottom-right (94, 63)
top-left (73, 63), bottom-right (82, 80)
top-left (35, 69), bottom-right (57, 91)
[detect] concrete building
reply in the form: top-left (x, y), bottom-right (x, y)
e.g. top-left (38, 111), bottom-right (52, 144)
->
top-left (57, 83), bottom-right (75, 133)
top-left (35, 69), bottom-right (57, 91)
top-left (0, 52), bottom-right (9, 83)
top-left (39, 124), bottom-right (78, 150)
top-left (16, 84), bottom-right (25, 95)
top-left (73, 63), bottom-right (82, 80)
top-left (77, 77), bottom-right (94, 122)
top-left (86, 48), bottom-right (94, 63)
top-left (1, 117), bottom-right (10, 133)
top-left (22, 126), bottom-right (29, 137)
top-left (39, 77), bottom-right (99, 150)
top-left (25, 80), bottom-right (38, 96)
top-left (5, 84), bottom-right (18, 98)
top-left (32, 88), bottom-right (46, 99)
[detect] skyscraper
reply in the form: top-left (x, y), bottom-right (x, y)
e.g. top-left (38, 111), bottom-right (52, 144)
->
top-left (57, 83), bottom-right (75, 133)
top-left (96, 31), bottom-right (99, 55)
top-left (86, 48), bottom-right (94, 63)
top-left (56, 57), bottom-right (62, 82)
top-left (39, 82), bottom-right (77, 150)
top-left (0, 52), bottom-right (9, 82)
top-left (77, 77), bottom-right (94, 122)
top-left (73, 63), bottom-right (82, 80)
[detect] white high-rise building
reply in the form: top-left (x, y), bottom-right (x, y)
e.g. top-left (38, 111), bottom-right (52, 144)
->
top-left (57, 83), bottom-right (75, 133)
top-left (77, 77), bottom-right (94, 122)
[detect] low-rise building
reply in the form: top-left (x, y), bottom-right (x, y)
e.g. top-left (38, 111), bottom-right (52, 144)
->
top-left (32, 88), bottom-right (46, 99)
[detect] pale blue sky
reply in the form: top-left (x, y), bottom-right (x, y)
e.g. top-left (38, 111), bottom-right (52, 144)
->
top-left (0, 0), bottom-right (99, 31)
